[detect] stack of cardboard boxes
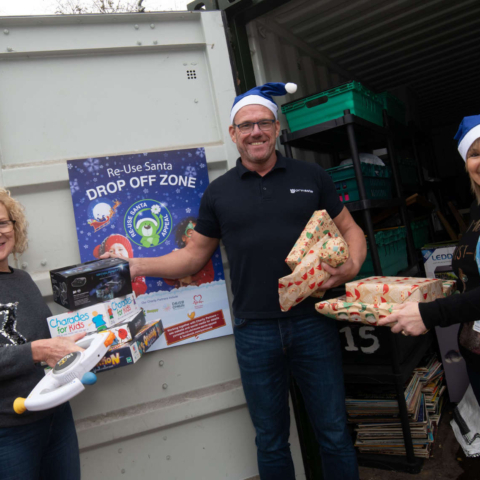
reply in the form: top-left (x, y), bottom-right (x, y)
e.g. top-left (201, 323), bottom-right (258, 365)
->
top-left (48, 258), bottom-right (163, 372)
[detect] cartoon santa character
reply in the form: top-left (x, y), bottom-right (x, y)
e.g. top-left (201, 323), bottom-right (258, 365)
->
top-left (349, 312), bottom-right (362, 323)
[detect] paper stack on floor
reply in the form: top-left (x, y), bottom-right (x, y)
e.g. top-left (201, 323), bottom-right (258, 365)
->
top-left (348, 353), bottom-right (445, 458)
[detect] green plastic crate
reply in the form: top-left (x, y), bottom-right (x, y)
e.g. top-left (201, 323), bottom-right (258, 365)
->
top-left (326, 163), bottom-right (392, 204)
top-left (378, 91), bottom-right (406, 125)
top-left (357, 227), bottom-right (408, 278)
top-left (411, 218), bottom-right (430, 249)
top-left (281, 81), bottom-right (384, 132)
top-left (398, 156), bottom-right (419, 187)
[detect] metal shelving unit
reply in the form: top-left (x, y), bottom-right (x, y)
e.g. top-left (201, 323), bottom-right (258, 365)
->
top-left (281, 109), bottom-right (428, 475)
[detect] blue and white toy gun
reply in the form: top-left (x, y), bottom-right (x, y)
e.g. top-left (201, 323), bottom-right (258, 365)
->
top-left (14, 331), bottom-right (115, 414)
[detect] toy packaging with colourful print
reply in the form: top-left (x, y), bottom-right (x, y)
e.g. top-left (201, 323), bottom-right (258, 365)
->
top-left (93, 319), bottom-right (164, 373)
top-left (47, 292), bottom-right (139, 338)
top-left (50, 257), bottom-right (132, 309)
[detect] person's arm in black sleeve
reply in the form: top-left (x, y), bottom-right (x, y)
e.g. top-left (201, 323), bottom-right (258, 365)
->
top-left (419, 287), bottom-right (480, 329)
top-left (377, 286), bottom-right (480, 336)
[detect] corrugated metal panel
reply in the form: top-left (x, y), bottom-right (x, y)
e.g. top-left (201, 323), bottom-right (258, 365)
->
top-left (249, 0), bottom-right (480, 128)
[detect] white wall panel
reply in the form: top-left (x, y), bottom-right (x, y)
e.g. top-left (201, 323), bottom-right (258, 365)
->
top-left (0, 12), bottom-right (287, 480)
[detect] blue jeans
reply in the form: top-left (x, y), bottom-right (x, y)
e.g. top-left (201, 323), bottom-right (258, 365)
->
top-left (234, 315), bottom-right (358, 480)
top-left (0, 403), bottom-right (80, 480)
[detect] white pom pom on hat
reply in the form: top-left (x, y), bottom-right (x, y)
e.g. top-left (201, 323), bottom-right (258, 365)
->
top-left (285, 83), bottom-right (297, 94)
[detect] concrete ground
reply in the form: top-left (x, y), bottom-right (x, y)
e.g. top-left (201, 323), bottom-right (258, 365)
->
top-left (358, 403), bottom-right (478, 480)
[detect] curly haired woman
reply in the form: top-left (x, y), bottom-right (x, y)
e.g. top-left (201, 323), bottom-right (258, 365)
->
top-left (0, 189), bottom-right (82, 480)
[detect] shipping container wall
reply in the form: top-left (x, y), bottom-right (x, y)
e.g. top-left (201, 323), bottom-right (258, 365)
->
top-left (0, 12), bottom-right (305, 480)
top-left (246, 17), bottom-right (355, 167)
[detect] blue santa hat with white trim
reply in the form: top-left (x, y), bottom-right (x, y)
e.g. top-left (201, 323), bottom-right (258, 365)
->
top-left (230, 82), bottom-right (297, 124)
top-left (455, 114), bottom-right (480, 161)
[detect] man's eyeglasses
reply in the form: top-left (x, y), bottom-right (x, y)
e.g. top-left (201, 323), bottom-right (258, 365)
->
top-left (0, 220), bottom-right (15, 234)
top-left (233, 119), bottom-right (276, 135)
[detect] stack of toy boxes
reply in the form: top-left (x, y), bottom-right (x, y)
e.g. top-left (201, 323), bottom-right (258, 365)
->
top-left (48, 258), bottom-right (163, 372)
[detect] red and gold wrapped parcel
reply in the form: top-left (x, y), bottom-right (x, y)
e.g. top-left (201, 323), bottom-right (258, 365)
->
top-left (442, 279), bottom-right (457, 296)
top-left (279, 236), bottom-right (349, 312)
top-left (345, 276), bottom-right (443, 304)
top-left (285, 210), bottom-right (342, 271)
top-left (315, 296), bottom-right (395, 325)
top-left (315, 276), bottom-right (452, 326)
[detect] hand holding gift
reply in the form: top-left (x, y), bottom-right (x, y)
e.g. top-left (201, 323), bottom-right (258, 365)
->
top-left (377, 302), bottom-right (427, 335)
top-left (279, 234), bottom-right (349, 312)
top-left (315, 276), bottom-right (455, 327)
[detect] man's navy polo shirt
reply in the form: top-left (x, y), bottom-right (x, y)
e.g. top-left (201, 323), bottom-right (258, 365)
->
top-left (195, 151), bottom-right (344, 319)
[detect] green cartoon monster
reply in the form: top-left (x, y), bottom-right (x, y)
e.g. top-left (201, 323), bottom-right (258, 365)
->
top-left (135, 213), bottom-right (160, 248)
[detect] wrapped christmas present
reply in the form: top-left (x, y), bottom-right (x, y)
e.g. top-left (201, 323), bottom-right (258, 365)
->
top-left (285, 210), bottom-right (342, 271)
top-left (279, 236), bottom-right (349, 312)
top-left (344, 276), bottom-right (444, 304)
top-left (315, 276), bottom-right (450, 326)
top-left (315, 296), bottom-right (395, 325)
top-left (442, 279), bottom-right (457, 296)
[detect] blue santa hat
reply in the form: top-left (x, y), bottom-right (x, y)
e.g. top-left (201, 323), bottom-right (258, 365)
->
top-left (455, 115), bottom-right (480, 161)
top-left (230, 82), bottom-right (297, 124)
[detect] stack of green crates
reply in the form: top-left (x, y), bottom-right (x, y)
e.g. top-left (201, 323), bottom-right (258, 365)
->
top-left (281, 81), bottom-right (384, 132)
top-left (326, 162), bottom-right (392, 204)
top-left (411, 218), bottom-right (430, 249)
top-left (397, 155), bottom-right (419, 188)
top-left (377, 91), bottom-right (406, 125)
top-left (357, 227), bottom-right (408, 278)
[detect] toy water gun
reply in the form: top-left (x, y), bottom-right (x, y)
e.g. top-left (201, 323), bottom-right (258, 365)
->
top-left (13, 331), bottom-right (115, 414)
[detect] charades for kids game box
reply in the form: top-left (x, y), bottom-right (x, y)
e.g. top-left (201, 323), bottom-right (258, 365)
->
top-left (47, 293), bottom-right (140, 338)
top-left (50, 258), bottom-right (132, 309)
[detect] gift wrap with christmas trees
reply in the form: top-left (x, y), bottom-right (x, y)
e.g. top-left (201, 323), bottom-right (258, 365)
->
top-left (279, 210), bottom-right (349, 312)
top-left (315, 276), bottom-right (452, 325)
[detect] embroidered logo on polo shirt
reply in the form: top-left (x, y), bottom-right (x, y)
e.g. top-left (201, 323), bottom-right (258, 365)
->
top-left (290, 189), bottom-right (314, 194)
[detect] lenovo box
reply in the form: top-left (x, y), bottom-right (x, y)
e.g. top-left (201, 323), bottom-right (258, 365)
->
top-left (47, 293), bottom-right (139, 337)
top-left (50, 258), bottom-right (132, 309)
top-left (93, 319), bottom-right (164, 373)
top-left (421, 241), bottom-right (457, 279)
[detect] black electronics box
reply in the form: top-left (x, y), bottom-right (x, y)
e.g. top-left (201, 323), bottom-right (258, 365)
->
top-left (50, 258), bottom-right (132, 310)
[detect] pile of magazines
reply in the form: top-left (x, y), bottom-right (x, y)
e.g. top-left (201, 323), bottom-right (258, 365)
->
top-left (346, 353), bottom-right (445, 458)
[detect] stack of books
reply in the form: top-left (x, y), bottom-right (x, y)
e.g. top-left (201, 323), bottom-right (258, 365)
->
top-left (346, 353), bottom-right (445, 458)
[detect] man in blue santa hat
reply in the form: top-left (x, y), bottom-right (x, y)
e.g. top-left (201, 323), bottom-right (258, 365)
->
top-left (118, 83), bottom-right (365, 479)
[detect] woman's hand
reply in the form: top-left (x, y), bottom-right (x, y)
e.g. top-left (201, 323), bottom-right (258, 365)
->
top-left (377, 303), bottom-right (428, 336)
top-left (31, 333), bottom-right (86, 368)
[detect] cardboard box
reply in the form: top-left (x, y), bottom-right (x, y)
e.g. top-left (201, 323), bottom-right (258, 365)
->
top-left (47, 293), bottom-right (139, 338)
top-left (421, 242), bottom-right (457, 280)
top-left (106, 310), bottom-right (146, 345)
top-left (93, 319), bottom-right (164, 373)
top-left (50, 258), bottom-right (132, 309)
